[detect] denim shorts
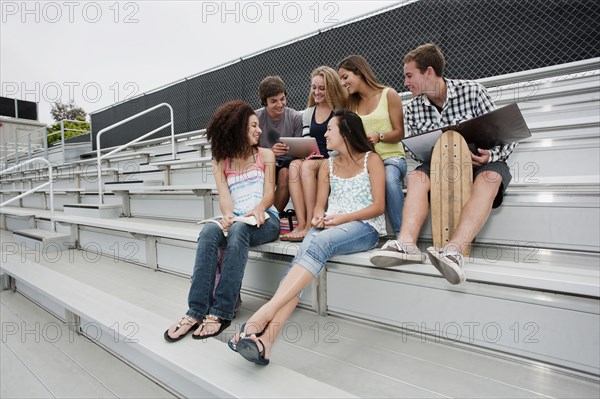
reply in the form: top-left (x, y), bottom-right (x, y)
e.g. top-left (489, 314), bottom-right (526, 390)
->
top-left (415, 160), bottom-right (512, 208)
top-left (290, 221), bottom-right (380, 277)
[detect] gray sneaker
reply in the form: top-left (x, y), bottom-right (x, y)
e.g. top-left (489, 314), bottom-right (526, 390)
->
top-left (369, 240), bottom-right (426, 267)
top-left (426, 247), bottom-right (466, 285)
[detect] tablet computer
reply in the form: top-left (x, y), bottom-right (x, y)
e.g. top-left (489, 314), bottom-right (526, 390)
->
top-left (279, 137), bottom-right (320, 159)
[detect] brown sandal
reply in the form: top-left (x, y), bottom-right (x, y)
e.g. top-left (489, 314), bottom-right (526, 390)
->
top-left (164, 315), bottom-right (199, 342)
top-left (280, 232), bottom-right (305, 242)
top-left (285, 234), bottom-right (305, 242)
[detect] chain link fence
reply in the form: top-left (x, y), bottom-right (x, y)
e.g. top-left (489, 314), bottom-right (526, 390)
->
top-left (91, 0), bottom-right (600, 149)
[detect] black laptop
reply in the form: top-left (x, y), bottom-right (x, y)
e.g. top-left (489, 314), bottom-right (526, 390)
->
top-left (401, 103), bottom-right (531, 163)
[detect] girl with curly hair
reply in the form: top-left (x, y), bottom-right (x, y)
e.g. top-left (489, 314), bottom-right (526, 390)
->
top-left (164, 100), bottom-right (280, 342)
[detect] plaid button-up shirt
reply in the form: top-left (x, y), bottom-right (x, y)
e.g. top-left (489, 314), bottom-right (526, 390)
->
top-left (404, 78), bottom-right (517, 163)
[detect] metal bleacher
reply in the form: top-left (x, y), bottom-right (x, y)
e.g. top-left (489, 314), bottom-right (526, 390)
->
top-left (1, 58), bottom-right (599, 397)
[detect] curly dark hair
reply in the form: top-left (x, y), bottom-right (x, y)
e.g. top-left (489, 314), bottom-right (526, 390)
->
top-left (206, 100), bottom-right (256, 162)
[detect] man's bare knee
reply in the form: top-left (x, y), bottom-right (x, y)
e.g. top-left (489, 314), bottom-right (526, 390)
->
top-left (473, 171), bottom-right (501, 203)
top-left (407, 170), bottom-right (430, 193)
top-left (475, 171), bottom-right (502, 190)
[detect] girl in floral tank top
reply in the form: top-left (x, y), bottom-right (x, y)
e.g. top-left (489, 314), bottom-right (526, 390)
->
top-left (229, 110), bottom-right (385, 365)
top-left (327, 152), bottom-right (386, 234)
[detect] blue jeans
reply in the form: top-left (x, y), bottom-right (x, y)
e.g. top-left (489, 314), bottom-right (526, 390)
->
top-left (290, 221), bottom-right (380, 277)
top-left (384, 157), bottom-right (407, 235)
top-left (186, 216), bottom-right (280, 321)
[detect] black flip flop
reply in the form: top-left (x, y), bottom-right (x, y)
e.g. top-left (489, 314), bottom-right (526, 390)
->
top-left (228, 321), bottom-right (270, 352)
top-left (237, 337), bottom-right (270, 365)
top-left (192, 318), bottom-right (231, 340)
top-left (164, 317), bottom-right (199, 342)
top-left (228, 322), bottom-right (246, 352)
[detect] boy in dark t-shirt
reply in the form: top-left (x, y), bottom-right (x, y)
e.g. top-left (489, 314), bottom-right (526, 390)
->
top-left (255, 76), bottom-right (303, 212)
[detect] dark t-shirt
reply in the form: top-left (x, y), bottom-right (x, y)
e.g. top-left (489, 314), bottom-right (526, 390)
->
top-left (255, 107), bottom-right (303, 168)
top-left (255, 107), bottom-right (303, 149)
top-left (310, 110), bottom-right (333, 157)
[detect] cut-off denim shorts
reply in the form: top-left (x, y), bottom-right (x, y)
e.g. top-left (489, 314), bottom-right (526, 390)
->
top-left (289, 220), bottom-right (380, 277)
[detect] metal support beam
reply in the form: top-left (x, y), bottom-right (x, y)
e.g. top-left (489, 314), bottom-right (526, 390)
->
top-left (1, 274), bottom-right (12, 290)
top-left (121, 192), bottom-right (131, 217)
top-left (197, 191), bottom-right (214, 219)
top-left (315, 270), bottom-right (328, 316)
top-left (9, 275), bottom-right (16, 292)
top-left (146, 235), bottom-right (158, 271)
top-left (65, 309), bottom-right (81, 336)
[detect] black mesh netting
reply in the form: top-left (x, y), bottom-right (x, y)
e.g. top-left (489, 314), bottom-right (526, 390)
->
top-left (91, 0), bottom-right (600, 149)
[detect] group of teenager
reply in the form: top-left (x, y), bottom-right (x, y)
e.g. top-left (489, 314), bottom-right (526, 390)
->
top-left (164, 43), bottom-right (516, 366)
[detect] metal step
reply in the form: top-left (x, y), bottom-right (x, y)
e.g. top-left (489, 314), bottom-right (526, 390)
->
top-left (1, 233), bottom-right (598, 397)
top-left (63, 203), bottom-right (122, 218)
top-left (12, 228), bottom-right (73, 251)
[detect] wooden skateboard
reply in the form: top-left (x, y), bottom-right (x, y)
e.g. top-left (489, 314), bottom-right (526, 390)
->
top-left (430, 131), bottom-right (473, 255)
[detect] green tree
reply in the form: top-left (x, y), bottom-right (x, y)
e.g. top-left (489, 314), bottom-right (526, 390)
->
top-left (47, 102), bottom-right (91, 145)
top-left (50, 101), bottom-right (86, 122)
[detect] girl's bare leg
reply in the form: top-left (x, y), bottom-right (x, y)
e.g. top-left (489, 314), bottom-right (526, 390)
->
top-left (283, 160), bottom-right (308, 237)
top-left (231, 264), bottom-right (314, 357)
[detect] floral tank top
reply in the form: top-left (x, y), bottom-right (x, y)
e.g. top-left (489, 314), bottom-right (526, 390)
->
top-left (327, 152), bottom-right (386, 235)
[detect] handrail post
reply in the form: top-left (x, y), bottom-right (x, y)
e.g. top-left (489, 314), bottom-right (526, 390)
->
top-left (169, 105), bottom-right (176, 159)
top-left (96, 102), bottom-right (175, 205)
top-left (48, 163), bottom-right (55, 231)
top-left (60, 120), bottom-right (66, 164)
top-left (15, 135), bottom-right (20, 165)
top-left (43, 125), bottom-right (49, 161)
top-left (0, 157), bottom-right (55, 232)
top-left (96, 132), bottom-right (103, 204)
top-left (27, 132), bottom-right (32, 160)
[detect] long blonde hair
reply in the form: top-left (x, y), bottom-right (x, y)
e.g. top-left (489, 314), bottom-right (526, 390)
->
top-left (307, 66), bottom-right (347, 110)
top-left (337, 55), bottom-right (385, 112)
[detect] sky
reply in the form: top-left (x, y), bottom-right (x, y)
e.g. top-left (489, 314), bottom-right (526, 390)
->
top-left (1, 0), bottom-right (402, 124)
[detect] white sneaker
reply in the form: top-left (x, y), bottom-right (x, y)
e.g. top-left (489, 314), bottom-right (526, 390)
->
top-left (426, 247), bottom-right (466, 285)
top-left (369, 240), bottom-right (426, 267)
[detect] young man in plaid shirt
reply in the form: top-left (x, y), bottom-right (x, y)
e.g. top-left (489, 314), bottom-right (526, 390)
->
top-left (370, 43), bottom-right (517, 285)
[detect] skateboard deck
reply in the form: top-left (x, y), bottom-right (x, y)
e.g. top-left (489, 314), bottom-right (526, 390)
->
top-left (430, 131), bottom-right (473, 255)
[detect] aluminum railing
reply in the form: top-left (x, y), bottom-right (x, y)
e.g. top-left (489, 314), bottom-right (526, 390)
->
top-left (96, 103), bottom-right (175, 204)
top-left (1, 119), bottom-right (90, 167)
top-left (1, 125), bottom-right (48, 166)
top-left (46, 119), bottom-right (91, 164)
top-left (0, 157), bottom-right (55, 231)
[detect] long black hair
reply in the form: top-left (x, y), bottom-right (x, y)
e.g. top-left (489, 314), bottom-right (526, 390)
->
top-left (333, 109), bottom-right (374, 158)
